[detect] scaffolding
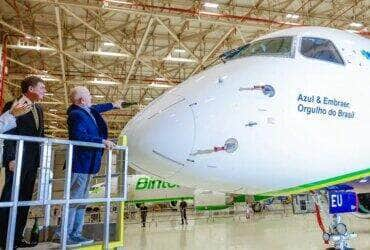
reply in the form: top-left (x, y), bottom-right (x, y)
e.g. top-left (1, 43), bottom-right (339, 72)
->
top-left (0, 134), bottom-right (128, 250)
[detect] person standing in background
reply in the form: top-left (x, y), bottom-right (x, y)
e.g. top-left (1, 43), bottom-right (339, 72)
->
top-left (140, 204), bottom-right (148, 228)
top-left (179, 199), bottom-right (188, 225)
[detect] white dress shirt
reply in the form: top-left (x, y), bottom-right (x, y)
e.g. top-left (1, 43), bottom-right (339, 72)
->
top-left (0, 111), bottom-right (16, 134)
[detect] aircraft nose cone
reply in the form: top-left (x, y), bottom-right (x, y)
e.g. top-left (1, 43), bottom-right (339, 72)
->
top-left (123, 93), bottom-right (195, 178)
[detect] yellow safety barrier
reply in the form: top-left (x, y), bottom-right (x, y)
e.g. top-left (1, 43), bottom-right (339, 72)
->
top-left (77, 135), bottom-right (127, 250)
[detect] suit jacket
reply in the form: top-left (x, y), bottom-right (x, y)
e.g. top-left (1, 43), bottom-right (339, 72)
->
top-left (2, 100), bottom-right (44, 170)
top-left (67, 103), bottom-right (114, 174)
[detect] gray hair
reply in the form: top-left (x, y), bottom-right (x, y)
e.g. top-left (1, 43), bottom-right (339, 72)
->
top-left (69, 86), bottom-right (89, 104)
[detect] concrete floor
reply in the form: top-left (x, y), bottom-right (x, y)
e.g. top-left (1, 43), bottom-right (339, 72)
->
top-left (125, 212), bottom-right (370, 250)
top-left (18, 210), bottom-right (370, 249)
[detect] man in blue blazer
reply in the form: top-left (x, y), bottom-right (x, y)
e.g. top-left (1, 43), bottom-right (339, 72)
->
top-left (54, 86), bottom-right (122, 247)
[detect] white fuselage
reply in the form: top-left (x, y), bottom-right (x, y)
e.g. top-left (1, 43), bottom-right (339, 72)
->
top-left (123, 27), bottom-right (370, 194)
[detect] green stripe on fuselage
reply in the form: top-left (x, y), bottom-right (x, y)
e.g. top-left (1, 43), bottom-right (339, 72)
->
top-left (254, 167), bottom-right (370, 200)
top-left (195, 205), bottom-right (233, 211)
top-left (127, 197), bottom-right (194, 203)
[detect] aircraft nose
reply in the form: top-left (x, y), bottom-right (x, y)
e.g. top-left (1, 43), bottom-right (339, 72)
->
top-left (123, 93), bottom-right (195, 178)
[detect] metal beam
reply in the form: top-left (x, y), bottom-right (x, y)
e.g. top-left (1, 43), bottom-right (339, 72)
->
top-left (54, 1), bottom-right (69, 108)
top-left (156, 17), bottom-right (200, 62)
top-left (0, 18), bottom-right (117, 83)
top-left (123, 17), bottom-right (154, 90)
top-left (323, 2), bottom-right (359, 26)
top-left (242, 0), bottom-right (265, 18)
top-left (307, 0), bottom-right (326, 15)
top-left (7, 57), bottom-right (48, 76)
top-left (190, 27), bottom-right (236, 77)
top-left (59, 5), bottom-right (173, 85)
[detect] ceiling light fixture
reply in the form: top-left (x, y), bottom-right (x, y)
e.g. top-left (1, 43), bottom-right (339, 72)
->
top-left (93, 95), bottom-right (105, 98)
top-left (173, 49), bottom-right (186, 53)
top-left (85, 50), bottom-right (128, 57)
top-left (103, 42), bottom-right (115, 47)
top-left (286, 14), bottom-right (300, 19)
top-left (203, 2), bottom-right (219, 9)
top-left (349, 22), bottom-right (363, 28)
top-left (164, 55), bottom-right (196, 63)
top-left (105, 0), bottom-right (133, 4)
top-left (148, 83), bottom-right (173, 89)
top-left (32, 75), bottom-right (59, 82)
top-left (7, 44), bottom-right (56, 52)
top-left (41, 77), bottom-right (59, 82)
top-left (90, 78), bottom-right (119, 85)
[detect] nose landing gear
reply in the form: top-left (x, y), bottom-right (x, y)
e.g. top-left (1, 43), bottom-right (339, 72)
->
top-left (314, 189), bottom-right (358, 250)
top-left (322, 214), bottom-right (356, 250)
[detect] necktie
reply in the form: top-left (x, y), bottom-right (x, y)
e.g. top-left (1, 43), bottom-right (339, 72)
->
top-left (85, 107), bottom-right (97, 126)
top-left (32, 104), bottom-right (39, 130)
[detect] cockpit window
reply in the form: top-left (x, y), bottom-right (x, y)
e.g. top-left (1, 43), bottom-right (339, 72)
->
top-left (300, 37), bottom-right (344, 65)
top-left (219, 37), bottom-right (293, 62)
top-left (240, 37), bottom-right (293, 57)
top-left (219, 44), bottom-right (250, 61)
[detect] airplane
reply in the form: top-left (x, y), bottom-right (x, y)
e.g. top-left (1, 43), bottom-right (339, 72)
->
top-left (89, 174), bottom-right (235, 211)
top-left (122, 26), bottom-right (370, 248)
top-left (89, 175), bottom-right (193, 204)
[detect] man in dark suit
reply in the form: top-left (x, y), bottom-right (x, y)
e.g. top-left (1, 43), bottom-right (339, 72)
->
top-left (0, 76), bottom-right (46, 248)
top-left (53, 86), bottom-right (122, 247)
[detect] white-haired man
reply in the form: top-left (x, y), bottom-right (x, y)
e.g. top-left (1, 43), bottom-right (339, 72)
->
top-left (54, 86), bottom-right (123, 247)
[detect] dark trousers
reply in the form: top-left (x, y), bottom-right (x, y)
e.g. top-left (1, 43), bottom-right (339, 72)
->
top-left (181, 210), bottom-right (187, 224)
top-left (0, 166), bottom-right (37, 247)
top-left (141, 214), bottom-right (147, 227)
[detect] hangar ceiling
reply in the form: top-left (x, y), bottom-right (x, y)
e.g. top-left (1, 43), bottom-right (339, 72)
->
top-left (0, 0), bottom-right (368, 137)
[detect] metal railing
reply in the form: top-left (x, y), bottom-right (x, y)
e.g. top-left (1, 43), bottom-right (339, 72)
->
top-left (0, 134), bottom-right (128, 250)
